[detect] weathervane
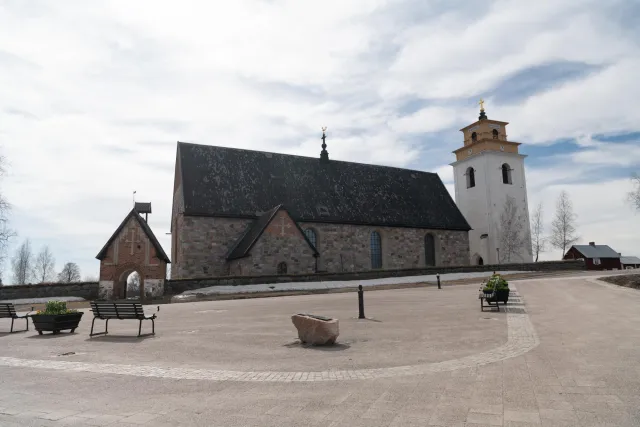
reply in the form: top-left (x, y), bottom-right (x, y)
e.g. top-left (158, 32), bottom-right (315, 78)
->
top-left (478, 99), bottom-right (487, 120)
top-left (320, 126), bottom-right (329, 163)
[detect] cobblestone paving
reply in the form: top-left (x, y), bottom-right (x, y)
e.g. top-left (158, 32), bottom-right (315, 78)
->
top-left (0, 287), bottom-right (536, 383)
top-left (2, 274), bottom-right (640, 426)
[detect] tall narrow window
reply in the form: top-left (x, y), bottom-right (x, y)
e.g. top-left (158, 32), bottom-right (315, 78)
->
top-left (277, 262), bottom-right (288, 274)
top-left (471, 132), bottom-right (477, 143)
top-left (502, 163), bottom-right (512, 184)
top-left (466, 167), bottom-right (475, 188)
top-left (492, 129), bottom-right (499, 139)
top-left (304, 228), bottom-right (317, 249)
top-left (370, 231), bottom-right (382, 269)
top-left (425, 234), bottom-right (436, 266)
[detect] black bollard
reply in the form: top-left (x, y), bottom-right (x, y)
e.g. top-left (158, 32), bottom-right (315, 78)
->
top-left (437, 274), bottom-right (441, 289)
top-left (358, 285), bottom-right (365, 319)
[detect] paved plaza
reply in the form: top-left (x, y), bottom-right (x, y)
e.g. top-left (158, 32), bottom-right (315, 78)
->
top-left (1, 273), bottom-right (640, 426)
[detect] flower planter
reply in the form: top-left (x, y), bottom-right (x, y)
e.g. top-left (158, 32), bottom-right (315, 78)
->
top-left (31, 312), bottom-right (84, 335)
top-left (496, 289), bottom-right (510, 304)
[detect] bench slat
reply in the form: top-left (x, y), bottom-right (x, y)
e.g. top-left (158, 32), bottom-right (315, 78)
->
top-left (90, 301), bottom-right (150, 319)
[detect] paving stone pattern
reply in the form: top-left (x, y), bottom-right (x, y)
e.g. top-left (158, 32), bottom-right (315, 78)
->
top-left (1, 273), bottom-right (640, 426)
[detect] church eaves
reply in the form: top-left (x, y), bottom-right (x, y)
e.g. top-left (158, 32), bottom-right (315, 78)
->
top-left (175, 142), bottom-right (471, 231)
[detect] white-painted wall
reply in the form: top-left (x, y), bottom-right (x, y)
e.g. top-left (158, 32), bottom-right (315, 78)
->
top-left (452, 150), bottom-right (532, 264)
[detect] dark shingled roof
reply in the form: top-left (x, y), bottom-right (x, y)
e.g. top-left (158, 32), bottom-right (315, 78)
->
top-left (570, 244), bottom-right (620, 259)
top-left (96, 209), bottom-right (170, 263)
top-left (226, 205), bottom-right (319, 260)
top-left (176, 142), bottom-right (471, 231)
top-left (134, 202), bottom-right (152, 214)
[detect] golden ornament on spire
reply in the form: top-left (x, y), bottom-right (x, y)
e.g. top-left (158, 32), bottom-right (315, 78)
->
top-left (479, 98), bottom-right (485, 111)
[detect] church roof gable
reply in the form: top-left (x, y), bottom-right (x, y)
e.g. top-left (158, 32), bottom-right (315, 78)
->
top-left (226, 205), bottom-right (319, 260)
top-left (177, 142), bottom-right (471, 231)
top-left (95, 209), bottom-right (171, 263)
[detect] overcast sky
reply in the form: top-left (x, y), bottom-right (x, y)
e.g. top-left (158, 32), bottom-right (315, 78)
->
top-left (1, 0), bottom-right (639, 283)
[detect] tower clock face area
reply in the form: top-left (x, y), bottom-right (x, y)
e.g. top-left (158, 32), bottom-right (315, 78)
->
top-left (451, 103), bottom-right (532, 265)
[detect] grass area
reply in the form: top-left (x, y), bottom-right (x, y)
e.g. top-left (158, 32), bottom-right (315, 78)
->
top-left (600, 274), bottom-right (640, 289)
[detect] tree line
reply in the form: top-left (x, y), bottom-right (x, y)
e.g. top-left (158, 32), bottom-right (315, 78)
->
top-left (9, 238), bottom-right (84, 285)
top-left (529, 190), bottom-right (580, 261)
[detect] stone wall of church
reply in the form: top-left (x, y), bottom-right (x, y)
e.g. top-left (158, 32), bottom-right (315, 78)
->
top-left (229, 210), bottom-right (316, 276)
top-left (299, 222), bottom-right (469, 272)
top-left (173, 216), bottom-right (252, 278)
top-left (173, 215), bottom-right (469, 279)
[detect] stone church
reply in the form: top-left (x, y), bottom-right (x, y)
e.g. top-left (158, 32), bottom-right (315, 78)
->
top-left (170, 131), bottom-right (472, 279)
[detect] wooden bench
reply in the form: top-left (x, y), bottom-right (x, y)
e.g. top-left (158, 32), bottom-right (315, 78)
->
top-left (0, 303), bottom-right (32, 333)
top-left (478, 287), bottom-right (500, 312)
top-left (89, 301), bottom-right (159, 337)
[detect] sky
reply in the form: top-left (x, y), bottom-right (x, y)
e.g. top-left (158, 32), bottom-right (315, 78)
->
top-left (0, 0), bottom-right (639, 283)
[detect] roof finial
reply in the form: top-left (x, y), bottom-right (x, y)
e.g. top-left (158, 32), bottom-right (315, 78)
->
top-left (478, 98), bottom-right (487, 120)
top-left (320, 126), bottom-right (329, 162)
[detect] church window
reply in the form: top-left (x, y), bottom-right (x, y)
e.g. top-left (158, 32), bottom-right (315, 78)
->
top-left (277, 262), bottom-right (288, 274)
top-left (370, 231), bottom-right (382, 269)
top-left (478, 256), bottom-right (484, 265)
top-left (502, 163), bottom-right (512, 184)
top-left (471, 132), bottom-right (477, 143)
top-left (466, 167), bottom-right (475, 188)
top-left (492, 129), bottom-right (499, 139)
top-left (425, 234), bottom-right (436, 266)
top-left (304, 228), bottom-right (317, 249)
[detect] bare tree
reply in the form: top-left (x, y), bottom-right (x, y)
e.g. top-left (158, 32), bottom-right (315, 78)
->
top-left (530, 202), bottom-right (546, 262)
top-left (127, 272), bottom-right (140, 297)
top-left (58, 262), bottom-right (81, 283)
top-left (628, 174), bottom-right (640, 212)
top-left (550, 191), bottom-right (579, 258)
top-left (0, 154), bottom-right (16, 271)
top-left (11, 239), bottom-right (33, 285)
top-left (32, 245), bottom-right (56, 283)
top-left (498, 196), bottom-right (528, 263)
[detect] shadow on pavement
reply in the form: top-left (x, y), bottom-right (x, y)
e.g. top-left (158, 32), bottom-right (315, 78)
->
top-left (84, 335), bottom-right (155, 343)
top-left (283, 340), bottom-right (351, 351)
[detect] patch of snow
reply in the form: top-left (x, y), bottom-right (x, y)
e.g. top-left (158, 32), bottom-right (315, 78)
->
top-left (0, 296), bottom-right (86, 305)
top-left (180, 271), bottom-right (528, 297)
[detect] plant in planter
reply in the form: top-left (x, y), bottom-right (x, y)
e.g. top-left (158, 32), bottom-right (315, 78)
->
top-left (485, 274), bottom-right (510, 304)
top-left (30, 301), bottom-right (84, 335)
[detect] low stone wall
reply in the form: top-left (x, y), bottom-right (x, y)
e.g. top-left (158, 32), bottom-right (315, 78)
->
top-left (0, 282), bottom-right (100, 301)
top-left (165, 260), bottom-right (585, 295)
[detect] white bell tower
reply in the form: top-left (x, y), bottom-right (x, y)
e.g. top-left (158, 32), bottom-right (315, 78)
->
top-left (450, 101), bottom-right (532, 265)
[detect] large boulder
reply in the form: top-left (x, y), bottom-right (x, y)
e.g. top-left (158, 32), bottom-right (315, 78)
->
top-left (291, 313), bottom-right (339, 345)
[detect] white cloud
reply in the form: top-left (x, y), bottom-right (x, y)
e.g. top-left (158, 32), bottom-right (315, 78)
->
top-left (0, 0), bottom-right (639, 281)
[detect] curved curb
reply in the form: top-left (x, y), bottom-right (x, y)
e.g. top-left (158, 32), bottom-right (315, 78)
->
top-left (0, 288), bottom-right (538, 382)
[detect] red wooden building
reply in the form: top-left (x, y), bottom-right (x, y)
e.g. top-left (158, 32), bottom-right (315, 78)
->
top-left (563, 242), bottom-right (622, 270)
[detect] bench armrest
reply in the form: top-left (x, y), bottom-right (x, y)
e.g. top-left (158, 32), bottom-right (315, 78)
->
top-left (146, 305), bottom-right (160, 319)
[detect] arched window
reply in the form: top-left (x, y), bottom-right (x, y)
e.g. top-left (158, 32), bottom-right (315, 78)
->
top-left (478, 256), bottom-right (484, 265)
top-left (502, 163), bottom-right (512, 184)
top-left (277, 262), bottom-right (287, 275)
top-left (370, 231), bottom-right (382, 269)
top-left (425, 234), bottom-right (436, 266)
top-left (304, 228), bottom-right (317, 249)
top-left (466, 167), bottom-right (475, 188)
top-left (471, 132), bottom-right (477, 143)
top-left (492, 129), bottom-right (499, 139)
